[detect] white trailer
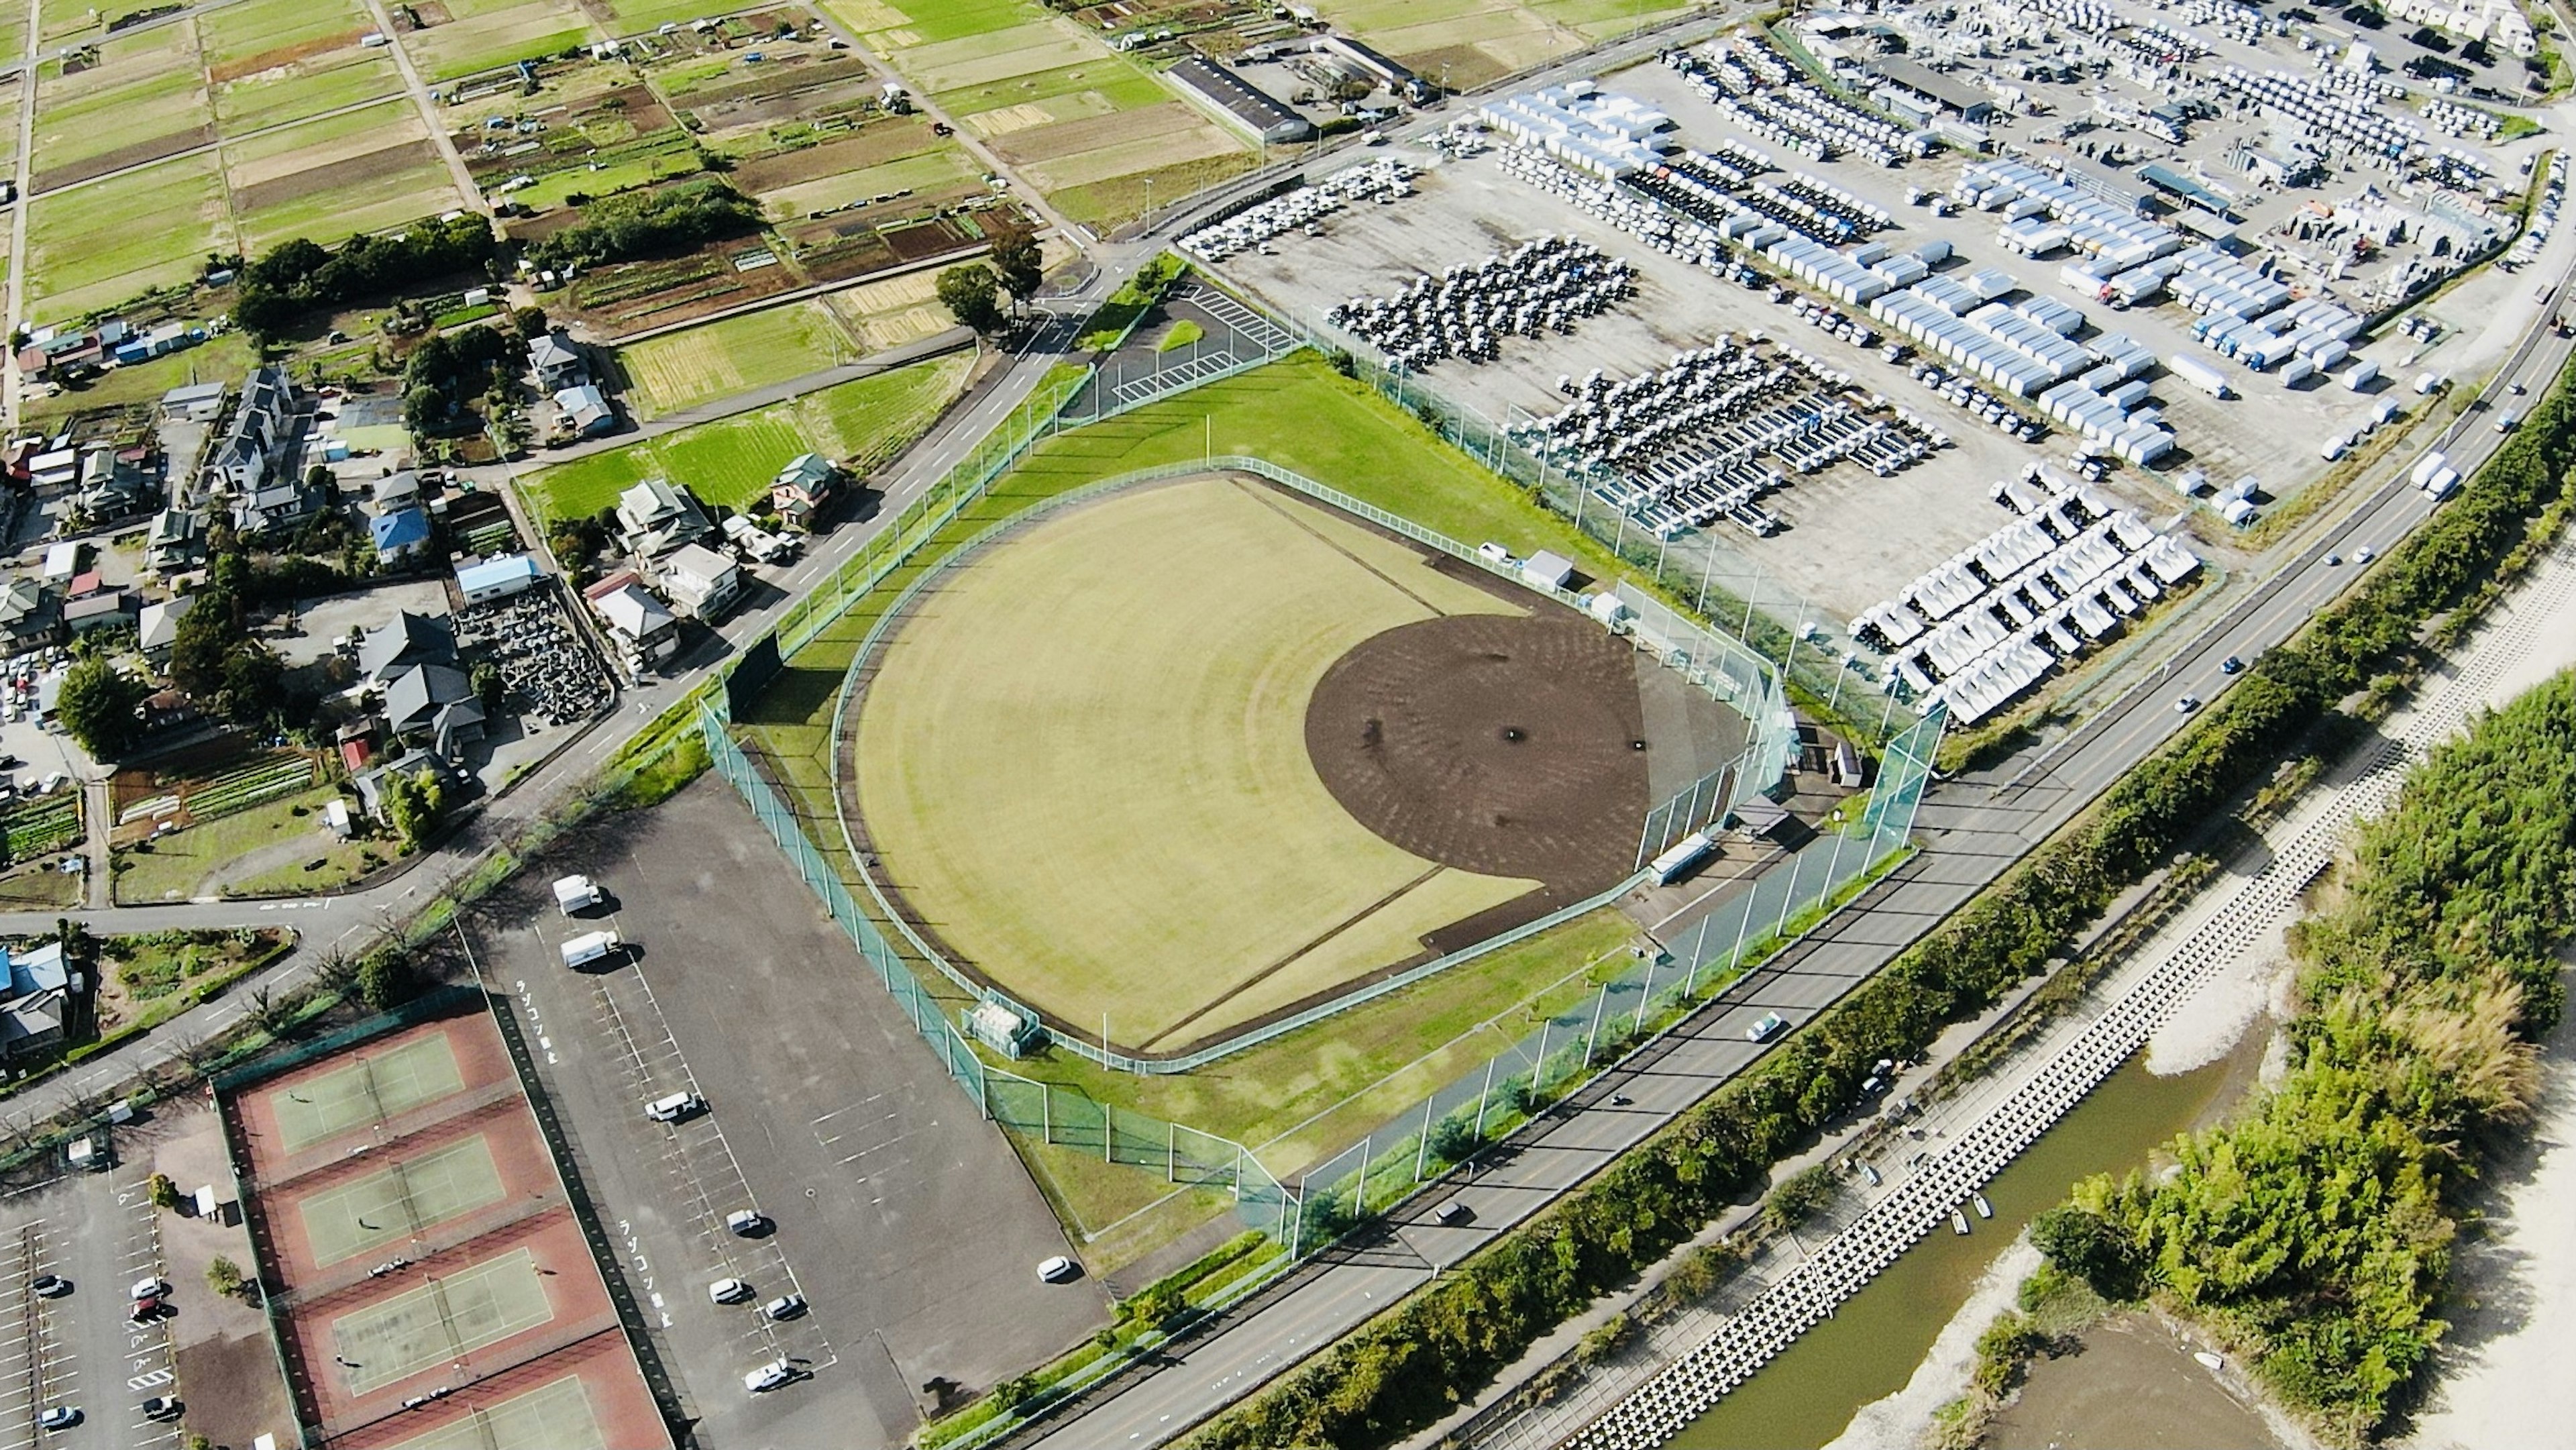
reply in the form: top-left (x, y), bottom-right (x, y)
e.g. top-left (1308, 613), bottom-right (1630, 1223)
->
top-left (2166, 353), bottom-right (2233, 399)
top-left (553, 874), bottom-right (602, 915)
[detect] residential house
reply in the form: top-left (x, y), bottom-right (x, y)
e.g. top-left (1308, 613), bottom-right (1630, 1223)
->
top-left (28, 448), bottom-right (77, 491)
top-left (614, 478), bottom-right (712, 561)
top-left (0, 579), bottom-right (58, 652)
top-left (529, 332), bottom-right (587, 390)
top-left (64, 589), bottom-right (136, 637)
top-left (456, 554), bottom-right (539, 607)
top-left (657, 541), bottom-right (741, 622)
top-left (76, 444), bottom-right (148, 521)
top-left (586, 572), bottom-right (678, 667)
top-left (372, 470), bottom-right (424, 514)
top-left (13, 330), bottom-right (105, 382)
top-left (553, 384), bottom-right (615, 437)
top-left (359, 610), bottom-right (455, 686)
top-left (138, 594), bottom-right (194, 664)
top-left (146, 508), bottom-right (207, 577)
top-left (234, 472), bottom-right (321, 535)
top-left (371, 506), bottom-right (433, 564)
top-left (160, 380), bottom-right (226, 422)
top-left (201, 365), bottom-right (297, 501)
top-left (769, 452), bottom-right (842, 532)
top-left (384, 664), bottom-right (484, 756)
top-left (352, 754), bottom-right (461, 824)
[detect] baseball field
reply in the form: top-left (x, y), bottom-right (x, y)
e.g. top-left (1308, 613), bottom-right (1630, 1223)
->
top-left (852, 472), bottom-right (1676, 1053)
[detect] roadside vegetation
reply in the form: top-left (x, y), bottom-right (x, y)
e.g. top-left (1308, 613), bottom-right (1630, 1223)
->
top-left (1184, 350), bottom-right (2576, 1450)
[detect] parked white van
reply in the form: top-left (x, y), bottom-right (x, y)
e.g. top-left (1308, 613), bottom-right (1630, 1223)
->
top-left (559, 929), bottom-right (623, 968)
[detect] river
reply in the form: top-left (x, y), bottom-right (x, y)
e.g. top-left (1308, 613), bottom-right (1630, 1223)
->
top-left (1670, 1049), bottom-right (2250, 1449)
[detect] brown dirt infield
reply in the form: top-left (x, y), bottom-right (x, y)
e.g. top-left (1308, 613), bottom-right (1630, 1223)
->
top-left (1306, 611), bottom-right (1650, 894)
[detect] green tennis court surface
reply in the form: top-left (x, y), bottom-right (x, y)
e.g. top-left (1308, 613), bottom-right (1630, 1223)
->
top-left (380, 1374), bottom-right (605, 1450)
top-left (334, 1248), bottom-right (553, 1396)
top-left (299, 1137), bottom-right (510, 1267)
top-left (275, 1034), bottom-right (467, 1153)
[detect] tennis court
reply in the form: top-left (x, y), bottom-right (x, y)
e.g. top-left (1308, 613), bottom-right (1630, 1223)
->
top-left (274, 1033), bottom-right (467, 1153)
top-left (333, 1248), bottom-right (555, 1396)
top-left (381, 1375), bottom-right (604, 1450)
top-left (298, 1136), bottom-right (510, 1267)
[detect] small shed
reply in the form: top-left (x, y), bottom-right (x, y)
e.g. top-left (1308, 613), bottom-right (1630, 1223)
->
top-left (455, 554), bottom-right (539, 606)
top-left (1519, 550), bottom-right (1574, 591)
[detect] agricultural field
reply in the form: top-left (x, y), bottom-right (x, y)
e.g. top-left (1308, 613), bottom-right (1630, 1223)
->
top-left (614, 298), bottom-right (859, 417)
top-left (30, 23), bottom-right (215, 190)
top-left (23, 151), bottom-right (235, 321)
top-left (821, 0), bottom-right (1254, 229)
top-left (113, 781), bottom-right (380, 902)
top-left (201, 0), bottom-right (405, 132)
top-left (0, 793), bottom-right (81, 867)
top-left (223, 102), bottom-right (466, 249)
top-left (821, 265), bottom-right (963, 350)
top-left (517, 348), bottom-right (970, 520)
top-left (398, 0), bottom-right (593, 81)
top-left (24, 331), bottom-right (262, 421)
top-left (453, 78), bottom-right (698, 211)
top-left (1299, 0), bottom-right (1694, 89)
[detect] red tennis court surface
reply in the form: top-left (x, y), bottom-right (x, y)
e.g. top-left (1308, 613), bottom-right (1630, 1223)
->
top-left (221, 1006), bottom-right (672, 1449)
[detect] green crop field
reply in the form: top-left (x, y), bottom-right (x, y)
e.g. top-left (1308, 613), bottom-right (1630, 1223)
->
top-left (855, 476), bottom-right (1534, 1051)
top-left (203, 0), bottom-right (402, 131)
top-left (24, 152), bottom-right (235, 321)
top-left (25, 332), bottom-right (259, 420)
top-left (403, 0), bottom-right (594, 80)
top-left (518, 350), bottom-right (969, 521)
top-left (618, 299), bottom-right (856, 417)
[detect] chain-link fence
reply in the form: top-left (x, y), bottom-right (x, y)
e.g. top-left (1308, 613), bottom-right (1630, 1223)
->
top-left (1289, 702), bottom-right (1943, 1240)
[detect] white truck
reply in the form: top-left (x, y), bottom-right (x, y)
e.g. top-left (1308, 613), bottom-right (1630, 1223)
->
top-left (2166, 353), bottom-right (2233, 400)
top-left (560, 929), bottom-right (623, 969)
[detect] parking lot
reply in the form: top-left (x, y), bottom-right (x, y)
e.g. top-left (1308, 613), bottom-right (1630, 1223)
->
top-left (466, 776), bottom-right (1110, 1446)
top-left (0, 1149), bottom-right (185, 1450)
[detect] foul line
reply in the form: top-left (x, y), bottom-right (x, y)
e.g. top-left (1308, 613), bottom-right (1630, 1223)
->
top-left (1138, 865), bottom-right (1449, 1052)
top-left (1227, 475), bottom-right (1452, 619)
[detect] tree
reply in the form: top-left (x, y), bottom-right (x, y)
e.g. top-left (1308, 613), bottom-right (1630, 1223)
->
top-left (510, 305), bottom-right (550, 340)
top-left (471, 661), bottom-right (505, 711)
top-left (205, 1255), bottom-right (245, 1298)
top-left (56, 657), bottom-right (145, 759)
top-left (383, 768), bottom-right (446, 851)
top-left (146, 1173), bottom-right (181, 1211)
top-left (990, 220), bottom-right (1043, 311)
top-left (358, 951), bottom-right (417, 1011)
top-left (404, 383), bottom-right (447, 436)
top-left (936, 263), bottom-right (1005, 333)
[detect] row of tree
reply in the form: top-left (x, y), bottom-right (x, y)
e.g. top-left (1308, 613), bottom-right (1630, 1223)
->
top-left (522, 179), bottom-right (763, 272)
top-left (233, 215), bottom-right (499, 337)
top-left (934, 221), bottom-right (1045, 333)
top-left (2037, 668), bottom-right (2576, 1443)
top-left (1186, 347), bottom-right (2576, 1450)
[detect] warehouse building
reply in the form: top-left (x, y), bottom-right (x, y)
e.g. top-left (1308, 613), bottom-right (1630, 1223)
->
top-left (1169, 56), bottom-right (1313, 145)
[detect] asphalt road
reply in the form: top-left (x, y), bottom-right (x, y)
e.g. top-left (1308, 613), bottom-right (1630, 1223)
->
top-left (1010, 232), bottom-right (2576, 1450)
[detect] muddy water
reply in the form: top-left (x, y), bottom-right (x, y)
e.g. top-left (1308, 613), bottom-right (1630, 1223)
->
top-left (1670, 1051), bottom-right (2247, 1450)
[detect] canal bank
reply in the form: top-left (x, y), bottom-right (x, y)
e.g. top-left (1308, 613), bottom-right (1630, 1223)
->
top-left (1669, 1041), bottom-right (2261, 1450)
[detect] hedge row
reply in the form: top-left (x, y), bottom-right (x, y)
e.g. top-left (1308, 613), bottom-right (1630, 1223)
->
top-left (1185, 361), bottom-right (2576, 1450)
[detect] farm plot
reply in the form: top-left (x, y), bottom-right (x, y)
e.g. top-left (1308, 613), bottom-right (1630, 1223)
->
top-left (518, 350), bottom-right (970, 520)
top-left (223, 105), bottom-right (468, 248)
top-left (401, 0), bottom-right (594, 81)
top-left (30, 23), bottom-right (217, 190)
top-left (459, 82), bottom-right (700, 211)
top-left (0, 794), bottom-right (80, 866)
top-left (1297, 0), bottom-right (1661, 89)
top-left (831, 0), bottom-right (1251, 228)
top-left (202, 0), bottom-right (403, 132)
top-left (616, 299), bottom-right (857, 417)
top-left (553, 236), bottom-right (806, 334)
top-left (23, 151), bottom-right (235, 321)
top-left (821, 266), bottom-right (959, 350)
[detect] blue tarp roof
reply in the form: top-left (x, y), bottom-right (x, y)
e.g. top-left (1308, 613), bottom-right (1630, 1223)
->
top-left (370, 507), bottom-right (431, 552)
top-left (4, 942), bottom-right (66, 998)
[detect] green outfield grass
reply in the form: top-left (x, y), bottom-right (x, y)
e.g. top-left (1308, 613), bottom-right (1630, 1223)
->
top-left (618, 299), bottom-right (855, 417)
top-left (518, 350), bottom-right (970, 521)
top-left (855, 476), bottom-right (1534, 1050)
top-left (24, 152), bottom-right (234, 321)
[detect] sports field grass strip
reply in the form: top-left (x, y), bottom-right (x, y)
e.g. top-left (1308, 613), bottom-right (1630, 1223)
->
top-left (380, 1374), bottom-right (604, 1450)
top-left (299, 1135), bottom-right (510, 1266)
top-left (334, 1247), bottom-right (551, 1396)
top-left (272, 1033), bottom-right (466, 1153)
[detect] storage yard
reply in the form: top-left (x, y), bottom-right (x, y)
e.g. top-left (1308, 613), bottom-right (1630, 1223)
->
top-left (1198, 5), bottom-right (2548, 729)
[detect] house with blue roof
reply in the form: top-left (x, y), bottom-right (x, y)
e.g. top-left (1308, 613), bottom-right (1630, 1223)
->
top-left (371, 505), bottom-right (433, 564)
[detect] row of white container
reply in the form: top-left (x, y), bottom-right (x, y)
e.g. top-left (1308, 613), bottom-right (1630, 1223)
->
top-left (1898, 531), bottom-right (2203, 723)
top-left (1479, 87), bottom-right (1674, 183)
top-left (1957, 159), bottom-right (2187, 271)
top-left (1860, 478), bottom-right (2123, 628)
